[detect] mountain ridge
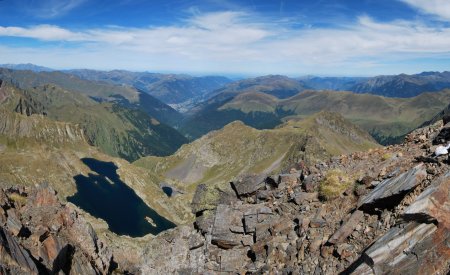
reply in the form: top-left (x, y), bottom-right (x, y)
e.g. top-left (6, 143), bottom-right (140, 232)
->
top-left (0, 80), bottom-right (187, 161)
top-left (0, 68), bottom-right (183, 127)
top-left (182, 87), bottom-right (450, 143)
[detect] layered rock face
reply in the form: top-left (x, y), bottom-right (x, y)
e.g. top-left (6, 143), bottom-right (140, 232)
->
top-left (138, 119), bottom-right (450, 274)
top-left (0, 184), bottom-right (113, 274)
top-left (0, 109), bottom-right (86, 145)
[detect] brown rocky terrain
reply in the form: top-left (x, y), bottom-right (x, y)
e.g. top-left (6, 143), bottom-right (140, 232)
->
top-left (0, 184), bottom-right (113, 274)
top-left (133, 117), bottom-right (450, 274)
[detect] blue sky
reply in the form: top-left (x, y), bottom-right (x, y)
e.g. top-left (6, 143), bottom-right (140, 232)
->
top-left (1, 0), bottom-right (450, 76)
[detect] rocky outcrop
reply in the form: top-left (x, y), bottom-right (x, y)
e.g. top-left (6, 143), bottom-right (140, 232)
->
top-left (0, 184), bottom-right (113, 274)
top-left (351, 172), bottom-right (450, 274)
top-left (0, 109), bottom-right (86, 145)
top-left (357, 164), bottom-right (427, 210)
top-left (137, 118), bottom-right (450, 274)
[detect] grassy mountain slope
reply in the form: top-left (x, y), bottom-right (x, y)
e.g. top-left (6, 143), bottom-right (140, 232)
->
top-left (279, 90), bottom-right (450, 141)
top-left (182, 88), bottom-right (450, 143)
top-left (421, 102), bottom-right (450, 126)
top-left (135, 112), bottom-right (379, 218)
top-left (179, 75), bottom-right (309, 138)
top-left (0, 68), bottom-right (182, 126)
top-left (0, 81), bottom-right (187, 161)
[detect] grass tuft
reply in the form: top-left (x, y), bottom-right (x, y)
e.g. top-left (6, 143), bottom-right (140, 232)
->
top-left (9, 193), bottom-right (27, 206)
top-left (319, 169), bottom-right (354, 201)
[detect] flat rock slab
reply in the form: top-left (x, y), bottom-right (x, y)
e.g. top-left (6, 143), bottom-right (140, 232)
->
top-left (241, 204), bottom-right (273, 233)
top-left (358, 164), bottom-right (426, 209)
top-left (292, 191), bottom-right (318, 205)
top-left (404, 173), bottom-right (450, 227)
top-left (352, 221), bottom-right (450, 275)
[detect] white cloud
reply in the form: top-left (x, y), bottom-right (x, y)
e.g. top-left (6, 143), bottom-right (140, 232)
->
top-left (400, 0), bottom-right (450, 21)
top-left (1, 11), bottom-right (450, 75)
top-left (0, 25), bottom-right (87, 41)
top-left (22, 0), bottom-right (87, 18)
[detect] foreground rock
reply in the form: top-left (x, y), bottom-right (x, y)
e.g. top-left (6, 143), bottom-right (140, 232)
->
top-left (137, 119), bottom-right (450, 274)
top-left (351, 172), bottom-right (450, 274)
top-left (0, 184), bottom-right (113, 274)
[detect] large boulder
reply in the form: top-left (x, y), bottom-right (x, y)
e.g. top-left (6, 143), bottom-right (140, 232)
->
top-left (433, 123), bottom-right (450, 145)
top-left (231, 174), bottom-right (266, 198)
top-left (211, 204), bottom-right (244, 249)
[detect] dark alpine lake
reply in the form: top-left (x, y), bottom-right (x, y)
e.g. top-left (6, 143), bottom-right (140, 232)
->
top-left (68, 158), bottom-right (176, 237)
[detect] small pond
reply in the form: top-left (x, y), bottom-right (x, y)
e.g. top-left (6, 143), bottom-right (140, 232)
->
top-left (162, 186), bottom-right (173, 197)
top-left (68, 158), bottom-right (176, 237)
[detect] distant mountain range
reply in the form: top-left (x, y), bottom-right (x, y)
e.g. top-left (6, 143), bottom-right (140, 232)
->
top-left (181, 77), bottom-right (450, 143)
top-left (67, 69), bottom-right (232, 109)
top-left (299, 76), bottom-right (368, 91)
top-left (2, 64), bottom-right (450, 145)
top-left (0, 63), bottom-right (54, 72)
top-left (4, 63), bottom-right (450, 100)
top-left (300, 71), bottom-right (450, 97)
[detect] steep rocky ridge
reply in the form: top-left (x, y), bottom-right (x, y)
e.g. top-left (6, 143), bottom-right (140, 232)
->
top-left (0, 109), bottom-right (86, 146)
top-left (0, 81), bottom-right (187, 161)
